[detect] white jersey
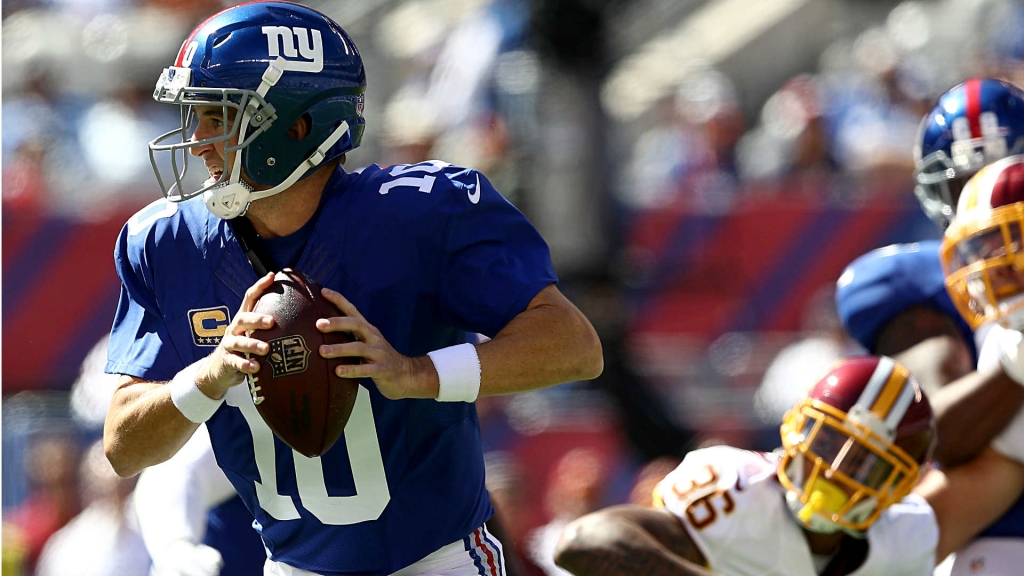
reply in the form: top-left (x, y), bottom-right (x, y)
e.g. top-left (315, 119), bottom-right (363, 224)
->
top-left (134, 425), bottom-right (240, 562)
top-left (654, 446), bottom-right (937, 576)
top-left (977, 323), bottom-right (1024, 463)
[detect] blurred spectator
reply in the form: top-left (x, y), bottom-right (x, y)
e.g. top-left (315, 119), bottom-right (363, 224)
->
top-left (1, 72), bottom-right (63, 161)
top-left (526, 448), bottom-right (608, 576)
top-left (823, 26), bottom-right (922, 187)
top-left (6, 434), bottom-right (80, 572)
top-left (737, 74), bottom-right (838, 192)
top-left (675, 68), bottom-right (745, 174)
top-left (2, 140), bottom-right (48, 215)
top-left (35, 440), bottom-right (150, 576)
top-left (620, 68), bottom-right (744, 213)
top-left (626, 457), bottom-right (683, 508)
top-left (380, 83), bottom-right (442, 166)
top-left (2, 522), bottom-right (28, 576)
top-left (146, 0), bottom-right (224, 24)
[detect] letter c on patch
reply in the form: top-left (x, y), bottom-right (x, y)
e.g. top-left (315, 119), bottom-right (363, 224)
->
top-left (188, 306), bottom-right (231, 346)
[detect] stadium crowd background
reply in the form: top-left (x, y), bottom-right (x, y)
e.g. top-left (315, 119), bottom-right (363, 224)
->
top-left (3, 0), bottom-right (1023, 573)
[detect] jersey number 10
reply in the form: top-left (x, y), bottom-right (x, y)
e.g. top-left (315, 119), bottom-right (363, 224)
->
top-left (226, 383), bottom-right (391, 525)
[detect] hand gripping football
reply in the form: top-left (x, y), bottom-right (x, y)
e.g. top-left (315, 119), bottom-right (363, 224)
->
top-left (248, 269), bottom-right (359, 458)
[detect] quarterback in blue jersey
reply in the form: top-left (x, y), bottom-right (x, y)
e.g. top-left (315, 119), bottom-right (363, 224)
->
top-left (102, 4), bottom-right (602, 576)
top-left (836, 79), bottom-right (1024, 572)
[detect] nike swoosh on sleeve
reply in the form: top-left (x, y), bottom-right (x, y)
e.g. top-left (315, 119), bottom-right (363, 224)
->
top-left (468, 173), bottom-right (481, 204)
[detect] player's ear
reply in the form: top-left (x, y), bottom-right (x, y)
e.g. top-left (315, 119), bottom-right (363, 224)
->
top-left (286, 114), bottom-right (312, 140)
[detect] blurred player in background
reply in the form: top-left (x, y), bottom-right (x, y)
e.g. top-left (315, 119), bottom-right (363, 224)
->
top-left (103, 3), bottom-right (602, 576)
top-left (72, 334), bottom-right (264, 576)
top-left (835, 78), bottom-right (1024, 570)
top-left (553, 356), bottom-right (938, 576)
top-left (35, 440), bottom-right (150, 576)
top-left (134, 424), bottom-right (265, 576)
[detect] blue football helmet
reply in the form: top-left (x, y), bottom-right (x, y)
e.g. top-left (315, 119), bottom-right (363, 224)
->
top-left (148, 1), bottom-right (366, 219)
top-left (914, 78), bottom-right (1024, 229)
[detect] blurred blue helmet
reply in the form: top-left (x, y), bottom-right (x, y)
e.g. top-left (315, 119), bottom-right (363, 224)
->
top-left (913, 78), bottom-right (1024, 229)
top-left (148, 1), bottom-right (366, 218)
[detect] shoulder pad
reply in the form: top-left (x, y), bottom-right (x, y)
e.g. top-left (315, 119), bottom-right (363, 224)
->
top-left (864, 493), bottom-right (938, 573)
top-left (654, 446), bottom-right (775, 513)
top-left (354, 161), bottom-right (493, 201)
top-left (116, 197), bottom-right (223, 301)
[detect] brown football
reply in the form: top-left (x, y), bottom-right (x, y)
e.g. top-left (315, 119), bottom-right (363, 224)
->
top-left (249, 269), bottom-right (358, 458)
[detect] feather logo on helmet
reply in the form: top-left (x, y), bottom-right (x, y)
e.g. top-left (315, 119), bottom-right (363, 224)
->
top-left (262, 26), bottom-right (323, 73)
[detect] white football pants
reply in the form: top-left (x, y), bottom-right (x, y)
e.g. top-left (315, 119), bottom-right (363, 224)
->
top-left (263, 524), bottom-right (506, 576)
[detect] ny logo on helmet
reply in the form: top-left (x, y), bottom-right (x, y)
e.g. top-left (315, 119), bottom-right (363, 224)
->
top-left (261, 26), bottom-right (323, 73)
top-left (951, 112), bottom-right (1009, 164)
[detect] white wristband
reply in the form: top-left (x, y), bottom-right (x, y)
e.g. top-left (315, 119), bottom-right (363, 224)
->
top-left (169, 360), bottom-right (224, 423)
top-left (428, 343), bottom-right (481, 402)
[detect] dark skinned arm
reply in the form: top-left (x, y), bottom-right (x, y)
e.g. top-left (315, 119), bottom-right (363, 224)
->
top-left (554, 506), bottom-right (714, 576)
top-left (916, 446), bottom-right (1024, 560)
top-left (874, 306), bottom-right (1024, 467)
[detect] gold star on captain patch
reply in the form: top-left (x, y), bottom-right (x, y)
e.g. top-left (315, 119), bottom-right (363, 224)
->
top-left (188, 306), bottom-right (230, 347)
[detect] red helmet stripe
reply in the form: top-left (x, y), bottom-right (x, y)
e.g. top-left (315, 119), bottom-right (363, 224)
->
top-left (966, 78), bottom-right (983, 139)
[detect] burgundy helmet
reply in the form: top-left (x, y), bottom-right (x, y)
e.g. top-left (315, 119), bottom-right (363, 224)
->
top-left (941, 155), bottom-right (1024, 330)
top-left (778, 356), bottom-right (934, 533)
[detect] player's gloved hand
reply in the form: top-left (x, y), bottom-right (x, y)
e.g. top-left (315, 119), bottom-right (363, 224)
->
top-left (151, 540), bottom-right (224, 576)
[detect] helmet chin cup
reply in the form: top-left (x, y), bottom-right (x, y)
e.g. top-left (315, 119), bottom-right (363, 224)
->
top-left (785, 489), bottom-right (844, 534)
top-left (784, 483), bottom-right (875, 538)
top-left (204, 180), bottom-right (254, 219)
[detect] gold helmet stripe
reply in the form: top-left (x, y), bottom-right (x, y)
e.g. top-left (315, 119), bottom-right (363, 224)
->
top-left (870, 362), bottom-right (911, 420)
top-left (964, 177), bottom-right (980, 211)
top-left (885, 373), bottom-right (919, 430)
top-left (855, 355), bottom-right (897, 409)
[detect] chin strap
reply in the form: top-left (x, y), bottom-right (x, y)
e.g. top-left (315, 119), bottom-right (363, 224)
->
top-left (246, 120), bottom-right (349, 204)
top-left (203, 120), bottom-right (350, 220)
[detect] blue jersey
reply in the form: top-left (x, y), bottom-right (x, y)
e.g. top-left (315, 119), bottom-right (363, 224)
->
top-left (836, 240), bottom-right (1024, 538)
top-left (106, 162), bottom-right (557, 575)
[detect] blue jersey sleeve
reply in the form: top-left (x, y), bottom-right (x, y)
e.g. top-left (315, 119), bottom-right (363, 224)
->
top-left (106, 204), bottom-right (185, 381)
top-left (835, 240), bottom-right (975, 358)
top-left (437, 168), bottom-right (557, 337)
